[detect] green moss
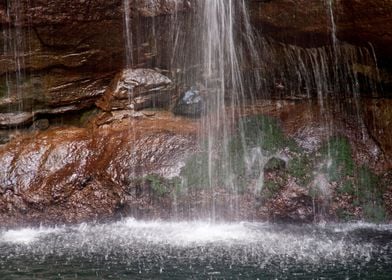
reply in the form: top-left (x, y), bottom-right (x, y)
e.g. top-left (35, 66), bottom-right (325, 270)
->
top-left (144, 174), bottom-right (180, 197)
top-left (308, 186), bottom-right (321, 199)
top-left (338, 180), bottom-right (356, 195)
top-left (262, 180), bottom-right (282, 199)
top-left (321, 136), bottom-right (354, 182)
top-left (354, 166), bottom-right (382, 204)
top-left (239, 115), bottom-right (287, 153)
top-left (353, 166), bottom-right (386, 222)
top-left (264, 157), bottom-right (286, 172)
top-left (180, 115), bottom-right (307, 191)
top-left (363, 202), bottom-right (387, 223)
top-left (179, 152), bottom-right (210, 189)
top-left (227, 136), bottom-right (247, 178)
top-left (288, 156), bottom-right (313, 186)
top-left (336, 208), bottom-right (356, 222)
top-left (356, 166), bottom-right (381, 198)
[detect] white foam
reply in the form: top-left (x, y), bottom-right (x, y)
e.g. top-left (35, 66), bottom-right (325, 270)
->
top-left (0, 219), bottom-right (390, 263)
top-left (120, 219), bottom-right (259, 244)
top-left (1, 227), bottom-right (62, 244)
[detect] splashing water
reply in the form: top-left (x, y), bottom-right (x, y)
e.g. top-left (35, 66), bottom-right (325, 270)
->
top-left (0, 220), bottom-right (391, 278)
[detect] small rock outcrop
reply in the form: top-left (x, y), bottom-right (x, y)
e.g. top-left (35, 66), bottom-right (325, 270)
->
top-left (173, 88), bottom-right (205, 117)
top-left (96, 69), bottom-right (174, 111)
top-left (0, 112), bottom-right (197, 226)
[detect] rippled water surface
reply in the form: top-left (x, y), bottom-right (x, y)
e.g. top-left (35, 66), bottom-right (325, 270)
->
top-left (1, 219), bottom-right (392, 279)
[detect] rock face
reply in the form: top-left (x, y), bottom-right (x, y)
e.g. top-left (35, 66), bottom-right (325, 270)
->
top-left (0, 0), bottom-right (189, 127)
top-left (363, 99), bottom-right (392, 161)
top-left (265, 183), bottom-right (314, 223)
top-left (0, 0), bottom-right (125, 124)
top-left (0, 112), bottom-right (197, 226)
top-left (249, 0), bottom-right (392, 64)
top-left (0, 100), bottom-right (390, 226)
top-left (248, 0), bottom-right (392, 98)
top-left (96, 69), bottom-right (174, 111)
top-left (0, 0), bottom-right (391, 226)
top-left (135, 0), bottom-right (191, 17)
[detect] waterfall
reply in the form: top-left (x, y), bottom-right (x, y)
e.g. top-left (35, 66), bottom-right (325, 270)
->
top-left (116, 0), bottom-right (382, 221)
top-left (3, 0), bottom-right (27, 113)
top-left (201, 0), bottom-right (242, 189)
top-left (123, 0), bottom-right (133, 68)
top-left (177, 0), bottom-right (262, 218)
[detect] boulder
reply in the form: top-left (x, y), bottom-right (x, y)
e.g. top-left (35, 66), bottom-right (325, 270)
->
top-left (0, 112), bottom-right (197, 226)
top-left (173, 88), bottom-right (205, 117)
top-left (264, 157), bottom-right (286, 173)
top-left (265, 182), bottom-right (315, 223)
top-left (134, 0), bottom-right (192, 17)
top-left (96, 68), bottom-right (174, 111)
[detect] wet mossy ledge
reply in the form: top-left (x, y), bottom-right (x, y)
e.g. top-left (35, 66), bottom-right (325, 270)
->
top-left (127, 113), bottom-right (391, 223)
top-left (0, 101), bottom-right (391, 226)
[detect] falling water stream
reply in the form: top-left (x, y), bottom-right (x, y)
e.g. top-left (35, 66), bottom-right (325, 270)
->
top-left (2, 0), bottom-right (28, 113)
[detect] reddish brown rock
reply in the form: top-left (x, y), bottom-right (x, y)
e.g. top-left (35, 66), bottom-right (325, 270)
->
top-left (96, 68), bottom-right (174, 111)
top-left (264, 182), bottom-right (314, 223)
top-left (362, 98), bottom-right (392, 164)
top-left (0, 112), bottom-right (197, 227)
top-left (0, 100), bottom-right (391, 226)
top-left (135, 0), bottom-right (191, 17)
top-left (0, 0), bottom-right (188, 128)
top-left (249, 0), bottom-right (392, 62)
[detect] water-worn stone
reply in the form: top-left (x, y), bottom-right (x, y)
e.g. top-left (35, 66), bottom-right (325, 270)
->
top-left (265, 182), bottom-right (314, 223)
top-left (135, 0), bottom-right (191, 17)
top-left (264, 157), bottom-right (286, 173)
top-left (173, 88), bottom-right (205, 117)
top-left (0, 112), bottom-right (197, 226)
top-left (30, 119), bottom-right (50, 131)
top-left (96, 68), bottom-right (174, 111)
top-left (0, 100), bottom-right (391, 226)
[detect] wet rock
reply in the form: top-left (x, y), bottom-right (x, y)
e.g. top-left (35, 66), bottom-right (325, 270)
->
top-left (0, 99), bottom-right (390, 226)
top-left (264, 157), bottom-right (286, 173)
top-left (30, 119), bottom-right (50, 131)
top-left (362, 99), bottom-right (392, 167)
top-left (267, 99), bottom-right (390, 172)
top-left (135, 0), bottom-right (192, 17)
top-left (1, 0), bottom-right (188, 26)
top-left (0, 113), bottom-right (197, 226)
top-left (0, 0), bottom-right (122, 26)
top-left (266, 182), bottom-right (314, 223)
top-left (96, 68), bottom-right (174, 111)
top-left (249, 0), bottom-right (392, 63)
top-left (0, 112), bottom-right (33, 128)
top-left (0, 0), bottom-right (189, 125)
top-left (0, 72), bottom-right (113, 113)
top-left (173, 88), bottom-right (205, 117)
top-left (0, 132), bottom-right (10, 145)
